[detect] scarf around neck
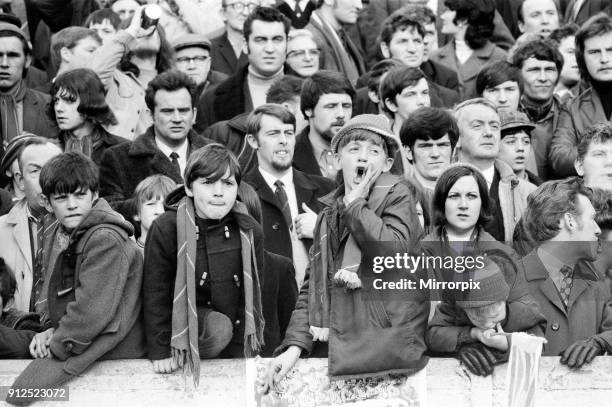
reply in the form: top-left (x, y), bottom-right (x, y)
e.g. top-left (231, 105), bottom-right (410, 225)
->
top-left (0, 79), bottom-right (26, 150)
top-left (172, 196), bottom-right (264, 387)
top-left (307, 172), bottom-right (400, 329)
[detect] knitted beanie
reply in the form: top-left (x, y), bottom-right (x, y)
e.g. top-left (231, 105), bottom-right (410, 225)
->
top-left (456, 257), bottom-right (510, 309)
top-left (330, 114), bottom-right (400, 158)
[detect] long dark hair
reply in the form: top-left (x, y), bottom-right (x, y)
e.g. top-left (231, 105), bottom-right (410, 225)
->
top-left (49, 68), bottom-right (117, 127)
top-left (432, 164), bottom-right (492, 235)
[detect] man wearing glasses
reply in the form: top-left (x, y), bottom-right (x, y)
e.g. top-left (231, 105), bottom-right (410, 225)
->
top-left (210, 0), bottom-right (258, 76)
top-left (173, 33), bottom-right (228, 100)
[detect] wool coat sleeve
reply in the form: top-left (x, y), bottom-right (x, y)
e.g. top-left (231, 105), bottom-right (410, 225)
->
top-left (277, 259), bottom-right (298, 339)
top-left (549, 104), bottom-right (579, 178)
top-left (591, 288), bottom-right (612, 353)
top-left (342, 181), bottom-right (421, 247)
top-left (142, 217), bottom-right (177, 360)
top-left (49, 229), bottom-right (134, 360)
top-left (99, 147), bottom-right (137, 220)
top-left (426, 301), bottom-right (473, 353)
top-left (88, 30), bottom-right (133, 92)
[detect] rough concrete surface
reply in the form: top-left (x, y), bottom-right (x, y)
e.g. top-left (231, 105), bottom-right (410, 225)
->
top-left (0, 357), bottom-right (611, 406)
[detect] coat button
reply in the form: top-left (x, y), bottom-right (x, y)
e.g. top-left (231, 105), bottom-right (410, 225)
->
top-left (235, 320), bottom-right (241, 325)
top-left (551, 323), bottom-right (560, 331)
top-left (66, 343), bottom-right (73, 352)
top-left (207, 301), bottom-right (211, 306)
top-left (272, 223), bottom-right (280, 230)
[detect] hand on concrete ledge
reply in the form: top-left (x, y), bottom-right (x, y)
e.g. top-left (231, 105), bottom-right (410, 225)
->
top-left (261, 345), bottom-right (301, 394)
top-left (152, 357), bottom-right (180, 374)
top-left (560, 338), bottom-right (604, 369)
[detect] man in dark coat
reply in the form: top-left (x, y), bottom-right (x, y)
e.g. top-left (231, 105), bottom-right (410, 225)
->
top-left (293, 70), bottom-right (354, 180)
top-left (196, 7), bottom-right (291, 132)
top-left (203, 75), bottom-right (305, 175)
top-left (209, 0), bottom-right (251, 76)
top-left (243, 104), bottom-right (335, 288)
top-left (0, 23), bottom-right (58, 188)
top-left (520, 178), bottom-right (612, 368)
top-left (100, 70), bottom-right (211, 220)
top-left (551, 14), bottom-right (612, 178)
top-left (305, 0), bottom-right (365, 86)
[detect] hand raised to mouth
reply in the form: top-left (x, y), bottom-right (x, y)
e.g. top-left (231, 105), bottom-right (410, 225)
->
top-left (343, 163), bottom-right (382, 206)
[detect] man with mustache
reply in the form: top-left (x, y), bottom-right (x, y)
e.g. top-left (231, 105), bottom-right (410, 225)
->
top-left (551, 14), bottom-right (612, 178)
top-left (243, 103), bottom-right (335, 287)
top-left (292, 70), bottom-right (354, 180)
top-left (512, 39), bottom-right (563, 181)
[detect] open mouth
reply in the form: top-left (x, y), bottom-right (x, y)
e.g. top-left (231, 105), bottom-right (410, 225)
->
top-left (355, 166), bottom-right (366, 183)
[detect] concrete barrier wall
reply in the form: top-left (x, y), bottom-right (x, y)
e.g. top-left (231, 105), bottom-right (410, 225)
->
top-left (1, 357), bottom-right (612, 406)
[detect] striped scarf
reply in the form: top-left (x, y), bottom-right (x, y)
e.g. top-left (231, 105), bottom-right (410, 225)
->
top-left (171, 196), bottom-right (264, 386)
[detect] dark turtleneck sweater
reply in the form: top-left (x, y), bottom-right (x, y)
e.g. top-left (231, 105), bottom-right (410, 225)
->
top-left (520, 95), bottom-right (553, 123)
top-left (592, 79), bottom-right (612, 119)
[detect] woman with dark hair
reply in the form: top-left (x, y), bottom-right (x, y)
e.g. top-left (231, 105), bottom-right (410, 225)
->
top-left (50, 68), bottom-right (124, 164)
top-left (430, 0), bottom-right (507, 100)
top-left (422, 163), bottom-right (546, 377)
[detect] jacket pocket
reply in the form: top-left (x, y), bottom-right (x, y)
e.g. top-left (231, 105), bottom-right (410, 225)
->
top-left (367, 301), bottom-right (392, 329)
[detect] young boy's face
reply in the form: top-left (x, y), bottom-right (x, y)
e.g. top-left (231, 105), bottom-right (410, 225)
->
top-left (45, 188), bottom-right (98, 231)
top-left (135, 197), bottom-right (165, 233)
top-left (465, 301), bottom-right (507, 330)
top-left (185, 168), bottom-right (238, 220)
top-left (335, 137), bottom-right (393, 193)
top-left (498, 130), bottom-right (531, 174)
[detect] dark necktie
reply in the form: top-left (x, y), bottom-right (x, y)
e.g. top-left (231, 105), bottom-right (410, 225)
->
top-left (274, 180), bottom-right (293, 231)
top-left (170, 152), bottom-right (181, 178)
top-left (29, 213), bottom-right (45, 312)
top-left (559, 265), bottom-right (574, 307)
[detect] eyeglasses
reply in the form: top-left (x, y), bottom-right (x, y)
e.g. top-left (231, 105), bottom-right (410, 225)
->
top-left (287, 49), bottom-right (320, 59)
top-left (224, 2), bottom-right (259, 13)
top-left (176, 56), bottom-right (210, 64)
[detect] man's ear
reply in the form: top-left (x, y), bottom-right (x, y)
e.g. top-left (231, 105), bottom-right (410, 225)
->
top-left (92, 191), bottom-right (99, 201)
top-left (563, 212), bottom-right (576, 231)
top-left (405, 147), bottom-right (413, 162)
top-left (246, 133), bottom-right (259, 149)
top-left (59, 47), bottom-right (71, 65)
top-left (333, 152), bottom-right (342, 171)
top-left (133, 213), bottom-right (141, 222)
top-left (304, 108), bottom-right (313, 119)
top-left (575, 159), bottom-right (585, 176)
top-left (42, 196), bottom-right (54, 214)
top-left (380, 42), bottom-right (390, 59)
top-left (518, 21), bottom-right (525, 34)
top-left (184, 184), bottom-right (194, 197)
top-left (242, 38), bottom-right (249, 56)
top-left (191, 108), bottom-right (197, 126)
top-left (384, 97), bottom-right (398, 114)
top-left (383, 157), bottom-right (394, 172)
top-left (367, 90), bottom-right (380, 105)
top-left (14, 172), bottom-right (24, 193)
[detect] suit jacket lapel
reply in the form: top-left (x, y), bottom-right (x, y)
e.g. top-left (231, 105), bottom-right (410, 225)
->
top-left (219, 33), bottom-right (238, 70)
top-left (524, 252), bottom-right (567, 316)
top-left (247, 169), bottom-right (282, 210)
top-left (22, 90), bottom-right (39, 134)
top-left (8, 202), bottom-right (33, 272)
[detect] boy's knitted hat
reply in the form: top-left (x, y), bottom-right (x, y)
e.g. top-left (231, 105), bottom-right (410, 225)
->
top-left (330, 114), bottom-right (400, 158)
top-left (456, 257), bottom-right (510, 309)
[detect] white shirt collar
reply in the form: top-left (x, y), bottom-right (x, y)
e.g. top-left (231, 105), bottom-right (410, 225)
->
top-left (481, 164), bottom-right (495, 189)
top-left (155, 135), bottom-right (189, 177)
top-left (258, 166), bottom-right (294, 192)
